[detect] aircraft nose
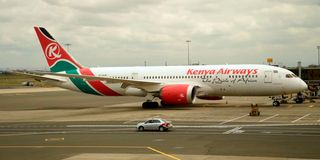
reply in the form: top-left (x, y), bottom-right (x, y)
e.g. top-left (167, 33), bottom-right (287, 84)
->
top-left (300, 80), bottom-right (308, 91)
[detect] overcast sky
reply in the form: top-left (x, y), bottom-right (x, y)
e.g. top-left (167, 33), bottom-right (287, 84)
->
top-left (1, 0), bottom-right (320, 70)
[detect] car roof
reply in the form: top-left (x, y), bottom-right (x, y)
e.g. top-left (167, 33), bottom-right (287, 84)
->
top-left (146, 118), bottom-right (165, 121)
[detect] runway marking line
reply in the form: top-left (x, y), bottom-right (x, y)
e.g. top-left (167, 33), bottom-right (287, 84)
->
top-left (223, 127), bottom-right (243, 134)
top-left (291, 114), bottom-right (311, 123)
top-left (147, 147), bottom-right (181, 160)
top-left (0, 145), bottom-right (181, 160)
top-left (123, 119), bottom-right (139, 124)
top-left (259, 114), bottom-right (279, 122)
top-left (45, 137), bottom-right (64, 142)
top-left (219, 114), bottom-right (248, 125)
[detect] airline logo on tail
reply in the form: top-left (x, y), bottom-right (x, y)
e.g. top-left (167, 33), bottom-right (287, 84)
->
top-left (45, 43), bottom-right (61, 60)
top-left (34, 26), bottom-right (83, 72)
top-left (34, 26), bottom-right (121, 96)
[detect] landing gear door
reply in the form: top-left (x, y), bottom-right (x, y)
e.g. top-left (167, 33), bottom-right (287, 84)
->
top-left (264, 71), bottom-right (272, 83)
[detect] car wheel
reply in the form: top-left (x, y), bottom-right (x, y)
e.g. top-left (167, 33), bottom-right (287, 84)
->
top-left (138, 126), bottom-right (144, 131)
top-left (159, 126), bottom-right (165, 132)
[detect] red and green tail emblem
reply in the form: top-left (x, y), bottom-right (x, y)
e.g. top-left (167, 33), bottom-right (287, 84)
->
top-left (34, 26), bottom-right (120, 96)
top-left (34, 27), bottom-right (83, 72)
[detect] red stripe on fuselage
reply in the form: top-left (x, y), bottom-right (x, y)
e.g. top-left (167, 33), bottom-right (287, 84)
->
top-left (79, 68), bottom-right (121, 96)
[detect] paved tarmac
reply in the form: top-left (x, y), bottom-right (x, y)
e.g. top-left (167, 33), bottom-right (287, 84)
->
top-left (0, 88), bottom-right (320, 160)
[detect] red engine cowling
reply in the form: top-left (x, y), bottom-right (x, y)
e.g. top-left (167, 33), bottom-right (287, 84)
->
top-left (160, 84), bottom-right (196, 105)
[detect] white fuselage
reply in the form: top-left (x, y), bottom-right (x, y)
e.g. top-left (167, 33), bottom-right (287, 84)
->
top-left (54, 64), bottom-right (307, 97)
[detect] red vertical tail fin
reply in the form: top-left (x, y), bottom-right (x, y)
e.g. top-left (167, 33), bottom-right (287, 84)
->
top-left (34, 26), bottom-right (83, 72)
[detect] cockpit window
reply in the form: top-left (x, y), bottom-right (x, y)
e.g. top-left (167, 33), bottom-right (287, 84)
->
top-left (286, 74), bottom-right (293, 78)
top-left (292, 74), bottom-right (298, 77)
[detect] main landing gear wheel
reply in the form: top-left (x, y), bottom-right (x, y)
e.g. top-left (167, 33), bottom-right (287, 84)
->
top-left (142, 102), bottom-right (159, 109)
top-left (272, 101), bottom-right (280, 107)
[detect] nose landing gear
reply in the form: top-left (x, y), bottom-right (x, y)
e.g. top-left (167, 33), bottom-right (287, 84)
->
top-left (271, 93), bottom-right (305, 107)
top-left (272, 100), bottom-right (281, 107)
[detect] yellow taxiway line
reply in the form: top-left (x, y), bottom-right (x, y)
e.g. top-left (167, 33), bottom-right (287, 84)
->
top-left (147, 146), bottom-right (181, 160)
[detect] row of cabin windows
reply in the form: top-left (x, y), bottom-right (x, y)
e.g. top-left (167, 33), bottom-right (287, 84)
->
top-left (110, 76), bottom-right (129, 79)
top-left (108, 75), bottom-right (258, 80)
top-left (229, 75), bottom-right (258, 78)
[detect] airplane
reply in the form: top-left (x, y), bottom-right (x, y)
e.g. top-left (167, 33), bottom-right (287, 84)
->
top-left (23, 26), bottom-right (308, 108)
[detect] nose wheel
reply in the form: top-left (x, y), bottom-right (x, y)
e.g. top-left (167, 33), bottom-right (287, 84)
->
top-left (272, 100), bottom-right (280, 106)
top-left (271, 96), bottom-right (282, 107)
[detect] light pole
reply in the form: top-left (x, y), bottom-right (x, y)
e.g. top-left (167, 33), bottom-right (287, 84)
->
top-left (317, 46), bottom-right (320, 66)
top-left (186, 40), bottom-right (191, 65)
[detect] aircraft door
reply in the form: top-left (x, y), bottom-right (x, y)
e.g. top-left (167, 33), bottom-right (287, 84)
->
top-left (131, 72), bottom-right (138, 80)
top-left (264, 71), bottom-right (272, 83)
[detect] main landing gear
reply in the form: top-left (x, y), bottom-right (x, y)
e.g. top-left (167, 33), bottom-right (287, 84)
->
top-left (142, 101), bottom-right (159, 109)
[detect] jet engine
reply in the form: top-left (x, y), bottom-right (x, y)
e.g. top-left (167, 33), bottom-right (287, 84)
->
top-left (160, 84), bottom-right (196, 106)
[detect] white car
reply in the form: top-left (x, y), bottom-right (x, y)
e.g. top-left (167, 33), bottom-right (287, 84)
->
top-left (136, 118), bottom-right (173, 132)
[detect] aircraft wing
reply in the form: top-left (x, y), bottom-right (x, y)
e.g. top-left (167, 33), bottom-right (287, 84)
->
top-left (14, 71), bottom-right (67, 82)
top-left (16, 71), bottom-right (162, 91)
